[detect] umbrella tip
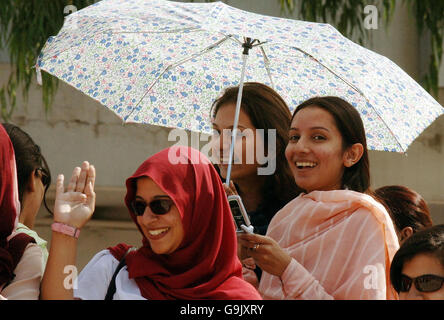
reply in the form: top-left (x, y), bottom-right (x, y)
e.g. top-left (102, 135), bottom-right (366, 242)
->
top-left (36, 65), bottom-right (43, 86)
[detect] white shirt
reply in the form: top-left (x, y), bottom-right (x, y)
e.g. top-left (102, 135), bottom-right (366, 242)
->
top-left (74, 250), bottom-right (145, 300)
top-left (0, 243), bottom-right (43, 300)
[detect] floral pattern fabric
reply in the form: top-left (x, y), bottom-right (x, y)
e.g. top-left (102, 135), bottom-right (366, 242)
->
top-left (36, 0), bottom-right (443, 152)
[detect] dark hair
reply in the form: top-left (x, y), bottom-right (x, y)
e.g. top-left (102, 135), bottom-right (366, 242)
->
top-left (390, 224), bottom-right (444, 293)
top-left (1, 123), bottom-right (52, 214)
top-left (374, 185), bottom-right (433, 235)
top-left (211, 82), bottom-right (300, 220)
top-left (291, 96), bottom-right (370, 193)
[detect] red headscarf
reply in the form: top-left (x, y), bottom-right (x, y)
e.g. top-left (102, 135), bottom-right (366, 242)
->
top-left (109, 146), bottom-right (261, 300)
top-left (0, 125), bottom-right (35, 286)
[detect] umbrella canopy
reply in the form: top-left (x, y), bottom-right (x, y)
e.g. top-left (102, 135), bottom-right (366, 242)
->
top-left (36, 0), bottom-right (443, 154)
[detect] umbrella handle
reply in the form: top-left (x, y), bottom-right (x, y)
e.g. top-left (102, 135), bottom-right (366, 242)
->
top-left (226, 52), bottom-right (249, 185)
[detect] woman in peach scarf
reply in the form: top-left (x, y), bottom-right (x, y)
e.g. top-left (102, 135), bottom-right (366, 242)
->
top-left (239, 96), bottom-right (399, 300)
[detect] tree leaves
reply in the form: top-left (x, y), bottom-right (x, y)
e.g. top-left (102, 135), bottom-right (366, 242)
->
top-left (405, 0), bottom-right (443, 95)
top-left (0, 0), bottom-right (95, 121)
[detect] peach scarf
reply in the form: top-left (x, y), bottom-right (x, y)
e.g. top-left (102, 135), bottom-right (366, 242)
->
top-left (258, 190), bottom-right (399, 300)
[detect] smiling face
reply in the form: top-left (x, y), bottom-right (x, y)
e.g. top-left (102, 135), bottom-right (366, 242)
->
top-left (135, 177), bottom-right (184, 255)
top-left (285, 106), bottom-right (352, 193)
top-left (211, 103), bottom-right (264, 182)
top-left (399, 253), bottom-right (444, 300)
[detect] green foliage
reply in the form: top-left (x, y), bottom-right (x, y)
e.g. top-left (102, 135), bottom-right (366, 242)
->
top-left (0, 0), bottom-right (95, 121)
top-left (405, 0), bottom-right (443, 95)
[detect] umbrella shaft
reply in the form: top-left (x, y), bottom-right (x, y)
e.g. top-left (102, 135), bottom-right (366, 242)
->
top-left (226, 52), bottom-right (249, 185)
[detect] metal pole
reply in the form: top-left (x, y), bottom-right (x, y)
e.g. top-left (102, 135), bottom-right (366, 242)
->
top-left (225, 38), bottom-right (253, 185)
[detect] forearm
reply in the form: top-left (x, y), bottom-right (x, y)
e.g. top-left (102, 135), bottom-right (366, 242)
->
top-left (40, 232), bottom-right (78, 300)
top-left (280, 259), bottom-right (334, 300)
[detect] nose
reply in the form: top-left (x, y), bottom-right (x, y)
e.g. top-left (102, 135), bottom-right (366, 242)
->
top-left (220, 129), bottom-right (233, 151)
top-left (211, 129), bottom-right (232, 159)
top-left (138, 207), bottom-right (159, 225)
top-left (287, 137), bottom-right (309, 158)
top-left (403, 286), bottom-right (425, 300)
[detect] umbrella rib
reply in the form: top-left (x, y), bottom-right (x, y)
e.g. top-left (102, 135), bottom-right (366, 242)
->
top-left (293, 47), bottom-right (405, 152)
top-left (259, 46), bottom-right (275, 90)
top-left (294, 47), bottom-right (366, 96)
top-left (127, 35), bottom-right (233, 121)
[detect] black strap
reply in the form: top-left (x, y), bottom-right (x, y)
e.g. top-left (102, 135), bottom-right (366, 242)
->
top-left (104, 247), bottom-right (136, 300)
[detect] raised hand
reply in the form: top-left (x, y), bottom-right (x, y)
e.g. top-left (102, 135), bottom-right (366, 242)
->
top-left (53, 161), bottom-right (96, 229)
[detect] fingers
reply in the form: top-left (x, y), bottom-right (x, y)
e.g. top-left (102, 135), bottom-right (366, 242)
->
top-left (66, 161), bottom-right (93, 194)
top-left (238, 232), bottom-right (265, 243)
top-left (85, 164), bottom-right (96, 194)
top-left (239, 238), bottom-right (262, 251)
top-left (67, 166), bottom-right (81, 192)
top-left (55, 174), bottom-right (65, 198)
top-left (68, 192), bottom-right (88, 202)
top-left (238, 233), bottom-right (270, 254)
top-left (75, 161), bottom-right (90, 192)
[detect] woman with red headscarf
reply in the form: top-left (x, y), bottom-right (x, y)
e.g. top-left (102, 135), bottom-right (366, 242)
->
top-left (41, 146), bottom-right (261, 300)
top-left (0, 125), bottom-right (43, 299)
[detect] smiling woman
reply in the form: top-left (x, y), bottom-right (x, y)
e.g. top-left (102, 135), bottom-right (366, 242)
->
top-left (132, 177), bottom-right (184, 255)
top-left (40, 146), bottom-right (262, 300)
top-left (238, 96), bottom-right (400, 300)
top-left (285, 97), bottom-right (369, 193)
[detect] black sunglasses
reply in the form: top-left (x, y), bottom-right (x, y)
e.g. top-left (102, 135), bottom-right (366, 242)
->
top-left (130, 198), bottom-right (174, 216)
top-left (399, 274), bottom-right (444, 293)
top-left (37, 167), bottom-right (50, 187)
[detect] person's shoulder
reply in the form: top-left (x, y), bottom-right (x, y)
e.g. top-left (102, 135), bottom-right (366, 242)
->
top-left (86, 249), bottom-right (120, 268)
top-left (75, 250), bottom-right (121, 300)
top-left (18, 242), bottom-right (43, 268)
top-left (77, 250), bottom-right (120, 287)
top-left (16, 223), bottom-right (47, 246)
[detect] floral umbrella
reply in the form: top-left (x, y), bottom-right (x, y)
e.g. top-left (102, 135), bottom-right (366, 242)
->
top-left (36, 0), bottom-right (443, 181)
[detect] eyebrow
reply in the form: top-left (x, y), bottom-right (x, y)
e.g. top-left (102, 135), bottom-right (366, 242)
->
top-left (211, 123), bottom-right (248, 130)
top-left (289, 126), bottom-right (330, 132)
top-left (135, 195), bottom-right (170, 201)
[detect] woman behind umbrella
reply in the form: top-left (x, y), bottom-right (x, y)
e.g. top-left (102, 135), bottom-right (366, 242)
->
top-left (0, 125), bottom-right (43, 299)
top-left (41, 146), bottom-right (261, 300)
top-left (239, 96), bottom-right (400, 299)
top-left (211, 82), bottom-right (300, 236)
top-left (211, 83), bottom-right (301, 284)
